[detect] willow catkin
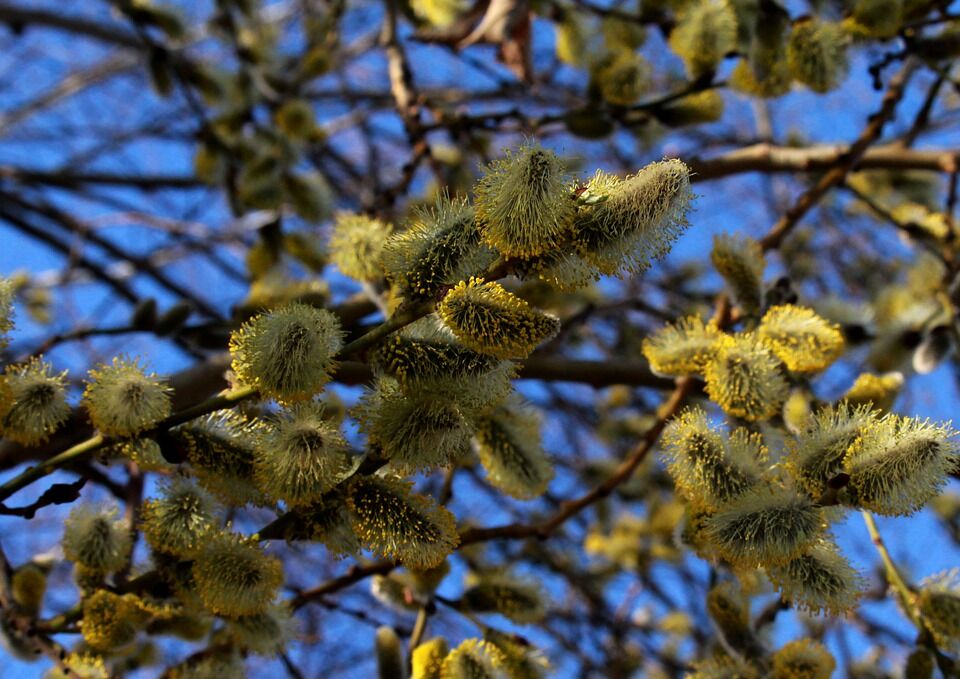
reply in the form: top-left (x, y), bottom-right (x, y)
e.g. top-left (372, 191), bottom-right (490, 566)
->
top-left (766, 539), bottom-right (865, 615)
top-left (786, 403), bottom-right (874, 498)
top-left (474, 395), bottom-right (554, 500)
top-left (83, 357), bottom-right (171, 437)
top-left (703, 332), bottom-right (789, 421)
top-left (757, 304), bottom-right (845, 372)
top-left (461, 571), bottom-right (546, 623)
top-left (711, 233), bottom-right (765, 317)
top-left (412, 638), bottom-right (449, 679)
top-left (192, 531), bottom-right (283, 617)
top-left (668, 0), bottom-right (738, 78)
top-left (227, 603), bottom-right (296, 655)
top-left (771, 639), bottom-right (836, 679)
top-left (62, 503), bottom-right (132, 575)
top-left (141, 476), bottom-right (215, 558)
top-left (786, 19), bottom-right (850, 93)
top-left (0, 357), bottom-right (70, 445)
top-left (329, 212), bottom-right (393, 281)
top-left (441, 638), bottom-right (505, 679)
top-left (642, 315), bottom-right (721, 376)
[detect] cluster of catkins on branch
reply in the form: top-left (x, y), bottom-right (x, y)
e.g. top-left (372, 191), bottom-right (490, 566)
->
top-left (0, 143), bottom-right (699, 678)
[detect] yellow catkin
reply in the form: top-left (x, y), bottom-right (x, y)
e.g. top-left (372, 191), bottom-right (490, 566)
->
top-left (83, 357), bottom-right (172, 437)
top-left (703, 332), bottom-right (789, 421)
top-left (771, 639), bottom-right (836, 679)
top-left (766, 539), bottom-right (864, 615)
top-left (474, 395), bottom-right (554, 500)
top-left (842, 372), bottom-right (903, 411)
top-left (329, 212), bottom-right (393, 281)
top-left (412, 638), bottom-right (449, 679)
top-left (0, 357), bottom-right (70, 445)
top-left (642, 315), bottom-right (721, 376)
top-left (757, 304), bottom-right (845, 372)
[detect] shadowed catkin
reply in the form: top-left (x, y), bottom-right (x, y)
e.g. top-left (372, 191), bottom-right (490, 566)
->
top-left (652, 90), bottom-right (725, 127)
top-left (758, 305), bottom-right (845, 372)
top-left (766, 539), bottom-right (864, 615)
top-left (462, 571), bottom-right (546, 623)
top-left (771, 639), bottom-right (836, 679)
top-left (347, 475), bottom-right (459, 569)
top-left (786, 19), bottom-right (849, 93)
top-left (382, 195), bottom-right (497, 302)
top-left (301, 490), bottom-right (362, 556)
top-left (705, 484), bottom-right (824, 566)
top-left (329, 212), bottom-right (393, 281)
top-left (661, 408), bottom-right (764, 507)
top-left (62, 503), bottom-right (132, 575)
top-left (574, 159), bottom-right (693, 277)
top-left (192, 532), bottom-right (283, 617)
top-left (163, 649), bottom-right (246, 679)
top-left (843, 414), bottom-right (958, 515)
top-left (917, 570), bottom-right (960, 651)
top-left (641, 315), bottom-right (721, 376)
top-left (141, 477), bottom-right (215, 558)
top-left (80, 590), bottom-right (146, 651)
top-left (83, 357), bottom-right (171, 437)
top-left (846, 0), bottom-right (903, 38)
top-left (703, 333), bottom-right (789, 421)
top-left (706, 581), bottom-right (752, 651)
top-left (596, 51), bottom-right (651, 106)
top-left (441, 638), bottom-right (505, 679)
top-left (438, 278), bottom-right (560, 359)
top-left (786, 404), bottom-right (874, 498)
top-left (253, 402), bottom-right (350, 506)
top-left (227, 603), bottom-right (295, 655)
top-left (711, 234), bottom-right (765, 317)
top-left (474, 395), bottom-right (554, 500)
top-left (229, 302), bottom-right (343, 403)
top-left (412, 637), bottom-right (449, 679)
top-left (474, 144), bottom-right (574, 258)
top-left (668, 0), bottom-right (738, 78)
top-left (0, 357), bottom-right (70, 445)
top-left (687, 656), bottom-right (759, 679)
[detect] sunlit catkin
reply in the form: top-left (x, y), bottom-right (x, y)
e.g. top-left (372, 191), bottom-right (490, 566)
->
top-left (917, 570), bottom-right (960, 651)
top-left (80, 590), bottom-right (145, 651)
top-left (62, 503), bottom-right (132, 575)
top-left (575, 160), bottom-right (692, 277)
top-left (83, 357), bottom-right (171, 437)
top-left (412, 637), bottom-right (449, 679)
top-left (347, 475), bottom-right (459, 570)
top-left (329, 212), bottom-right (393, 281)
top-left (641, 315), bottom-right (721, 376)
top-left (661, 408), bottom-right (763, 507)
top-left (766, 539), bottom-right (864, 615)
top-left (192, 531), bottom-right (283, 617)
top-left (757, 305), bottom-right (844, 372)
top-left (438, 278), bottom-right (560, 359)
top-left (0, 357), bottom-right (70, 445)
top-left (474, 395), bottom-right (554, 500)
top-left (229, 302), bottom-right (343, 403)
top-left (253, 402), bottom-right (350, 506)
top-left (703, 333), bottom-right (789, 421)
top-left (841, 371), bottom-right (903, 411)
top-left (786, 404), bottom-right (874, 498)
top-left (441, 638), bottom-right (505, 679)
top-left (786, 19), bottom-right (849, 93)
top-left (668, 0), bottom-right (738, 78)
top-left (141, 476), bottom-right (215, 558)
top-left (710, 233), bottom-right (765, 317)
top-left (705, 484), bottom-right (824, 566)
top-left (843, 414), bottom-right (958, 515)
top-left (771, 639), bottom-right (836, 679)
top-left (462, 571), bottom-right (546, 623)
top-left (474, 144), bottom-right (574, 258)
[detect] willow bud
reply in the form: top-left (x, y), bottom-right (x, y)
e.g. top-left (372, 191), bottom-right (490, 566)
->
top-left (652, 90), bottom-right (725, 127)
top-left (229, 302), bottom-right (343, 403)
top-left (917, 570), bottom-right (960, 652)
top-left (711, 234), bottom-right (765, 317)
top-left (192, 532), bottom-right (283, 617)
top-left (62, 503), bottom-right (131, 575)
top-left (786, 404), bottom-right (874, 498)
top-left (141, 477), bottom-right (215, 558)
top-left (757, 305), bottom-right (845, 372)
top-left (596, 51), bottom-right (651, 106)
top-left (771, 639), bottom-right (836, 679)
top-left (786, 19), bottom-right (849, 93)
top-left (706, 581), bottom-right (752, 651)
top-left (83, 357), bottom-right (171, 437)
top-left (474, 395), bottom-right (554, 500)
top-left (703, 332), bottom-right (789, 421)
top-left (0, 357), bottom-right (70, 445)
top-left (329, 212), bottom-right (393, 282)
top-left (462, 571), bottom-right (546, 623)
top-left (301, 490), bottom-right (361, 557)
top-left (766, 539), bottom-right (864, 615)
top-left (376, 626), bottom-right (406, 679)
top-left (474, 144), bottom-right (574, 258)
top-left (347, 475), bottom-right (459, 570)
top-left (669, 0), bottom-right (738, 78)
top-left (642, 316), bottom-right (721, 376)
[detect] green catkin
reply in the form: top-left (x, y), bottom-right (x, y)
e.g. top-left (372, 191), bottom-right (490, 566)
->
top-left (227, 603), bottom-right (295, 655)
top-left (80, 590), bottom-right (145, 651)
top-left (141, 477), bottom-right (215, 558)
top-left (301, 490), bottom-right (362, 556)
top-left (83, 357), bottom-right (172, 437)
top-left (917, 570), bottom-right (960, 651)
top-left (474, 144), bottom-right (574, 258)
top-left (786, 404), bottom-right (875, 498)
top-left (329, 212), bottom-right (393, 281)
top-left (441, 638), bottom-right (505, 679)
top-left (596, 51), bottom-right (651, 106)
top-left (253, 402), bottom-right (351, 506)
top-left (845, 0), bottom-right (902, 39)
top-left (757, 305), bottom-right (845, 372)
top-left (711, 233), bottom-right (765, 317)
top-left (62, 503), bottom-right (132, 575)
top-left (11, 563), bottom-right (47, 617)
top-left (786, 19), bottom-right (850, 93)
top-left (705, 484), bottom-right (824, 566)
top-left (382, 195), bottom-right (497, 302)
top-left (376, 626), bottom-right (405, 679)
top-left (703, 332), bottom-right (789, 421)
top-left (0, 357), bottom-right (70, 445)
top-left (766, 539), bottom-right (865, 615)
top-left (461, 571), bottom-right (546, 623)
top-left (484, 628), bottom-right (550, 679)
top-left (687, 656), bottom-right (760, 679)
top-left (192, 532), bottom-right (283, 617)
top-left (474, 395), bottom-right (554, 500)
top-left (0, 277), bottom-right (14, 346)
top-left (438, 278), bottom-right (560, 359)
top-left (229, 302), bottom-right (343, 403)
top-left (641, 315), bottom-right (721, 376)
top-left (652, 90), bottom-right (725, 127)
top-left (668, 0), bottom-right (739, 78)
top-left (412, 638), bottom-right (449, 679)
top-left (771, 639), bottom-right (836, 679)
top-left (706, 581), bottom-right (753, 651)
top-left (347, 475), bottom-right (459, 570)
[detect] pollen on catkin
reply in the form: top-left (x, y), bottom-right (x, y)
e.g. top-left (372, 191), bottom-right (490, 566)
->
top-left (474, 395), bottom-right (554, 500)
top-left (842, 372), bottom-right (903, 411)
top-left (382, 194), bottom-right (497, 302)
top-left (711, 233), bottom-right (765, 317)
top-left (642, 315), bottom-right (721, 376)
top-left (347, 475), bottom-right (459, 570)
top-left (786, 19), bottom-right (850, 93)
top-left (843, 414), bottom-right (958, 516)
top-left (704, 484), bottom-right (824, 566)
top-left (229, 302), bottom-right (343, 403)
top-left (668, 0), bottom-right (739, 78)
top-left (83, 357), bottom-right (171, 437)
top-left (441, 638), bottom-right (505, 679)
top-left (575, 159), bottom-right (693, 276)
top-left (192, 531), bottom-right (283, 617)
top-left (771, 639), bottom-right (836, 679)
top-left (438, 278), bottom-right (560, 359)
top-left (329, 212), bottom-right (393, 281)
top-left (703, 332), bottom-right (789, 421)
top-left (141, 476), bottom-right (215, 558)
top-left (474, 144), bottom-right (574, 259)
top-left (253, 402), bottom-right (350, 506)
top-left (786, 404), bottom-right (875, 498)
top-left (757, 305), bottom-right (845, 372)
top-left (660, 408), bottom-right (764, 507)
top-left (0, 357), bottom-right (70, 445)
top-left (462, 571), bottom-right (546, 623)
top-left (766, 539), bottom-right (864, 615)
top-left (80, 590), bottom-right (146, 651)
top-left (917, 570), bottom-right (960, 651)
top-left (62, 503), bottom-right (131, 575)
top-left (412, 637), bottom-right (449, 679)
